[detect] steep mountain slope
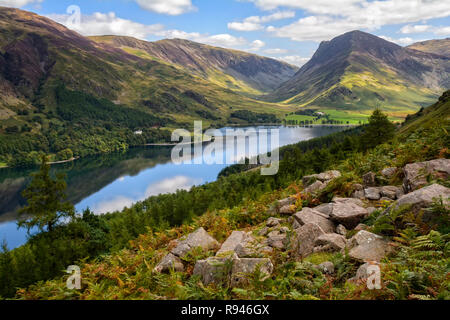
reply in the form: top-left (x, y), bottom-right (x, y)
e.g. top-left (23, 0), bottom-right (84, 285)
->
top-left (90, 36), bottom-right (298, 95)
top-left (266, 31), bottom-right (450, 117)
top-left (408, 38), bottom-right (450, 58)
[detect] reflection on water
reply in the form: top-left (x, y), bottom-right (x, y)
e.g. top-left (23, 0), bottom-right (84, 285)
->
top-left (0, 126), bottom-right (345, 249)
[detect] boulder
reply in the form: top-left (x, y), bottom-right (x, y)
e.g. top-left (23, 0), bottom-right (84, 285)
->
top-left (295, 223), bottom-right (325, 257)
top-left (193, 255), bottom-right (235, 286)
top-left (266, 230), bottom-right (288, 250)
top-left (354, 223), bottom-right (369, 232)
top-left (216, 231), bottom-right (247, 256)
top-left (394, 183), bottom-right (450, 215)
top-left (348, 230), bottom-right (393, 262)
top-left (381, 167), bottom-right (397, 179)
top-left (293, 208), bottom-right (335, 233)
top-left (329, 201), bottom-right (369, 229)
top-left (364, 187), bottom-right (381, 200)
top-left (230, 258), bottom-right (273, 287)
top-left (363, 172), bottom-right (376, 187)
top-left (380, 186), bottom-right (401, 200)
top-left (332, 197), bottom-right (365, 207)
top-left (171, 228), bottom-right (220, 258)
top-left (314, 233), bottom-right (347, 252)
top-left (403, 159), bottom-right (450, 192)
top-left (302, 174), bottom-right (319, 187)
top-left (234, 234), bottom-right (269, 258)
top-left (154, 253), bottom-right (184, 273)
top-left (303, 180), bottom-right (326, 194)
top-left (336, 224), bottom-right (347, 236)
top-left (277, 197), bottom-right (296, 208)
top-left (317, 170), bottom-right (341, 181)
top-left (317, 261), bottom-right (335, 275)
top-left (279, 204), bottom-right (296, 215)
top-left (266, 217), bottom-right (282, 227)
top-left (314, 203), bottom-right (334, 217)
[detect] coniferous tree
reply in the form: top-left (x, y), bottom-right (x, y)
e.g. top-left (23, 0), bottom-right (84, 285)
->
top-left (18, 156), bottom-right (75, 233)
top-left (361, 109), bottom-right (395, 149)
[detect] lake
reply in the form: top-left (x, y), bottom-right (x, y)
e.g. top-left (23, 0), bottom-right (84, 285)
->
top-left (0, 125), bottom-right (346, 249)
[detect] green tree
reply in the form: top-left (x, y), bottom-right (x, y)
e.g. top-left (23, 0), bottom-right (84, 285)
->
top-left (361, 109), bottom-right (395, 149)
top-left (18, 156), bottom-right (75, 233)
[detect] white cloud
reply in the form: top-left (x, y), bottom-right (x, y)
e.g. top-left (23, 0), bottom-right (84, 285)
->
top-left (278, 55), bottom-right (310, 66)
top-left (263, 48), bottom-right (288, 54)
top-left (379, 35), bottom-right (415, 46)
top-left (250, 0), bottom-right (450, 42)
top-left (228, 10), bottom-right (295, 31)
top-left (400, 24), bottom-right (432, 34)
top-left (134, 0), bottom-right (195, 15)
top-left (0, 0), bottom-right (42, 7)
top-left (400, 24), bottom-right (450, 37)
top-left (93, 175), bottom-right (201, 213)
top-left (47, 12), bottom-right (250, 49)
top-left (248, 39), bottom-right (265, 51)
top-left (48, 12), bottom-right (164, 39)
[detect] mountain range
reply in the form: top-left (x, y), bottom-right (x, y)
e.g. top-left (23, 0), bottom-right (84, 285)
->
top-left (0, 6), bottom-right (449, 166)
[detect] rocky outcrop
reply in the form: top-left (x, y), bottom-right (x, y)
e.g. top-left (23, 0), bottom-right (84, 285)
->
top-left (403, 159), bottom-right (450, 192)
top-left (329, 199), bottom-right (369, 229)
top-left (231, 258), bottom-right (273, 287)
top-left (314, 233), bottom-right (347, 253)
top-left (393, 183), bottom-right (450, 215)
top-left (193, 254), bottom-right (235, 286)
top-left (216, 231), bottom-right (247, 256)
top-left (295, 223), bottom-right (325, 257)
top-left (363, 172), bottom-right (376, 187)
top-left (364, 187), bottom-right (381, 200)
top-left (293, 208), bottom-right (335, 233)
top-left (302, 170), bottom-right (341, 187)
top-left (155, 228), bottom-right (219, 273)
top-left (381, 167), bottom-right (397, 179)
top-left (317, 261), bottom-right (335, 275)
top-left (348, 231), bottom-right (393, 262)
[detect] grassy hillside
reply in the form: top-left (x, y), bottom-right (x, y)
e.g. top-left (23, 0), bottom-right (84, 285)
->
top-left (408, 38), bottom-right (450, 57)
top-left (1, 91), bottom-right (448, 300)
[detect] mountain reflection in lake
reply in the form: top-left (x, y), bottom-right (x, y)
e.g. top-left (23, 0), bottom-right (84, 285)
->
top-left (0, 126), bottom-right (346, 248)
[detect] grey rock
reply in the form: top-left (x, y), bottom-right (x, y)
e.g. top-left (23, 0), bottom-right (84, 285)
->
top-left (403, 159), bottom-right (450, 192)
top-left (314, 233), bottom-right (347, 252)
top-left (266, 230), bottom-right (288, 250)
top-left (348, 230), bottom-right (393, 262)
top-left (318, 262), bottom-right (335, 275)
top-left (317, 170), bottom-right (341, 181)
top-left (279, 204), bottom-right (296, 215)
top-left (171, 227), bottom-right (220, 258)
top-left (303, 180), bottom-right (326, 194)
top-left (336, 224), bottom-right (347, 236)
top-left (193, 255), bottom-right (235, 286)
top-left (364, 187), bottom-right (381, 200)
top-left (154, 253), bottom-right (185, 273)
top-left (266, 217), bottom-right (282, 227)
top-left (295, 223), bottom-right (325, 257)
top-left (394, 183), bottom-right (450, 214)
top-left (329, 201), bottom-right (369, 229)
top-left (380, 186), bottom-right (401, 200)
top-left (293, 208), bottom-right (335, 233)
top-left (352, 190), bottom-right (366, 199)
top-left (216, 231), bottom-right (247, 256)
top-left (277, 197), bottom-right (296, 208)
top-left (363, 172), bottom-right (376, 187)
top-left (231, 258), bottom-right (273, 287)
top-left (314, 203), bottom-right (334, 217)
top-left (355, 223), bottom-right (369, 231)
top-left (332, 197), bottom-right (365, 207)
top-left (258, 227), bottom-right (270, 236)
top-left (381, 167), bottom-right (397, 179)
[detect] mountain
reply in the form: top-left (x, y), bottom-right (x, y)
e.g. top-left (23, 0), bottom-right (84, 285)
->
top-left (90, 36), bottom-right (298, 95)
top-left (266, 31), bottom-right (450, 117)
top-left (408, 38), bottom-right (450, 58)
top-left (0, 7), bottom-right (294, 167)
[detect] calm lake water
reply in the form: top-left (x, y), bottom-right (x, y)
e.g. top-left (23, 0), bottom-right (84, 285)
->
top-left (0, 126), bottom-right (346, 249)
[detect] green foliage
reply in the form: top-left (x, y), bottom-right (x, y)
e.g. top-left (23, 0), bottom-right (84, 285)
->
top-left (18, 156), bottom-right (75, 233)
top-left (361, 109), bottom-right (396, 150)
top-left (229, 110), bottom-right (279, 124)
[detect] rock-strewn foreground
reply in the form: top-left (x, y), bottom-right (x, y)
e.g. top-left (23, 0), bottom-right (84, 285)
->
top-left (155, 160), bottom-right (450, 287)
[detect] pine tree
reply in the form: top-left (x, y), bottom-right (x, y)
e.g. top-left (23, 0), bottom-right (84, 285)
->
top-left (18, 156), bottom-right (74, 233)
top-left (361, 109), bottom-right (395, 149)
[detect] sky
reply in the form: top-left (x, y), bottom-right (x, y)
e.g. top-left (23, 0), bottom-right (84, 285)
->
top-left (1, 0), bottom-right (449, 66)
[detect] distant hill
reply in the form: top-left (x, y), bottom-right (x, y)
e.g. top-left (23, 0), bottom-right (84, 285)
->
top-left (90, 36), bottom-right (298, 95)
top-left (408, 38), bottom-right (450, 57)
top-left (266, 31), bottom-right (450, 117)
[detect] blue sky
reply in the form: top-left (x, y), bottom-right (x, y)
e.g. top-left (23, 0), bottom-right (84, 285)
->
top-left (2, 0), bottom-right (450, 66)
